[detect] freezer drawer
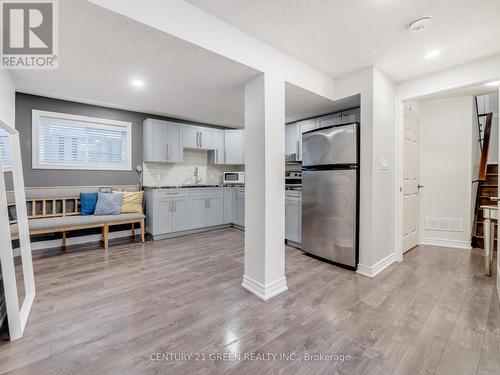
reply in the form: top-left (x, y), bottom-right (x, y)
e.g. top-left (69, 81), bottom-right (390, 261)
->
top-left (302, 169), bottom-right (357, 267)
top-left (302, 123), bottom-right (357, 167)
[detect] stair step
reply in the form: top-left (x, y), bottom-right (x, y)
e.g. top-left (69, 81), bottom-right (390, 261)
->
top-left (487, 164), bottom-right (498, 174)
top-left (474, 222), bottom-right (498, 237)
top-left (472, 236), bottom-right (498, 251)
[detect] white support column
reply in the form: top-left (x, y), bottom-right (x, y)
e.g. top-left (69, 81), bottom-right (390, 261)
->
top-left (242, 73), bottom-right (287, 301)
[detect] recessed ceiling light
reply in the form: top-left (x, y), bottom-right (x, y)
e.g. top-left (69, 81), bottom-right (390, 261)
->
top-left (425, 50), bottom-right (441, 59)
top-left (484, 80), bottom-right (500, 87)
top-left (408, 16), bottom-right (433, 33)
top-left (130, 78), bottom-right (145, 88)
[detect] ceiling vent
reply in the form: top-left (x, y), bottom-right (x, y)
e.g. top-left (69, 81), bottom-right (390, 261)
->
top-left (407, 17), bottom-right (433, 33)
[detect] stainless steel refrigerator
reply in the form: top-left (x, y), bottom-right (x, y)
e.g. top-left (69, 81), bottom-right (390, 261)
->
top-left (301, 122), bottom-right (359, 269)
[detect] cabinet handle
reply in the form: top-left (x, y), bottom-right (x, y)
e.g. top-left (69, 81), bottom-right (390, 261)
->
top-left (165, 144), bottom-right (169, 161)
top-left (200, 132), bottom-right (203, 147)
top-left (207, 199), bottom-right (210, 209)
top-left (173, 200), bottom-right (176, 212)
top-left (224, 149), bottom-right (226, 163)
top-left (197, 132), bottom-right (200, 148)
top-left (296, 140), bottom-right (300, 159)
top-left (169, 201), bottom-right (172, 212)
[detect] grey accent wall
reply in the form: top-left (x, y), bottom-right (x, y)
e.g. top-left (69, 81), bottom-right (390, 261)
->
top-left (16, 93), bottom-right (144, 186)
top-left (15, 93), bottom-right (224, 187)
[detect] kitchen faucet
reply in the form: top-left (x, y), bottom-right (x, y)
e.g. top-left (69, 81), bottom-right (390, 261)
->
top-left (194, 166), bottom-right (202, 185)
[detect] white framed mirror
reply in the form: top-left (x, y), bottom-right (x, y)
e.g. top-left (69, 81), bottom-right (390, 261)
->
top-left (0, 119), bottom-right (35, 341)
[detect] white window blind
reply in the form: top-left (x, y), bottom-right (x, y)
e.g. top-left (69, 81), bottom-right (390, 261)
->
top-left (0, 128), bottom-right (12, 169)
top-left (33, 110), bottom-right (132, 170)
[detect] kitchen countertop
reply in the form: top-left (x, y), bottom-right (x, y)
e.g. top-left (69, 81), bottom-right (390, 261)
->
top-left (144, 184), bottom-right (301, 191)
top-left (144, 184), bottom-right (245, 189)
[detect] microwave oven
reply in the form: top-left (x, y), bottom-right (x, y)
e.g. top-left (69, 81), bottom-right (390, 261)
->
top-left (223, 172), bottom-right (245, 184)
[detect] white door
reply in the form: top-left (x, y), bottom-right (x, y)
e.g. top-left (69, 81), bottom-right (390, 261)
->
top-left (403, 105), bottom-right (420, 253)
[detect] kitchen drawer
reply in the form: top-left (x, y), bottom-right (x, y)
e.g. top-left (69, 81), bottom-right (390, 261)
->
top-left (154, 189), bottom-right (188, 198)
top-left (188, 187), bottom-right (224, 196)
top-left (285, 191), bottom-right (301, 198)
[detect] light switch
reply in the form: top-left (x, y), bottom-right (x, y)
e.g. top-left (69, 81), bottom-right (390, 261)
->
top-left (380, 158), bottom-right (388, 170)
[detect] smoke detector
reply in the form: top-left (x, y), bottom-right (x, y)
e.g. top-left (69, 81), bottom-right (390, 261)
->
top-left (407, 17), bottom-right (433, 33)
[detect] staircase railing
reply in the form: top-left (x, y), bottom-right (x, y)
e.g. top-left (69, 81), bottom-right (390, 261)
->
top-left (478, 113), bottom-right (494, 181)
top-left (471, 112), bottom-right (494, 247)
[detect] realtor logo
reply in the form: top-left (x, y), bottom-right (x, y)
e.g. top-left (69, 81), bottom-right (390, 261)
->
top-left (1, 0), bottom-right (58, 69)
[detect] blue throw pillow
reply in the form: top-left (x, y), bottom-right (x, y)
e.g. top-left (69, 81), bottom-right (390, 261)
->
top-left (94, 192), bottom-right (123, 216)
top-left (80, 192), bottom-right (98, 216)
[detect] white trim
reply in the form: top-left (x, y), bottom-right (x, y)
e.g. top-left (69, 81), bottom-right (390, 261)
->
top-left (241, 275), bottom-right (288, 301)
top-left (394, 72), bottom-right (500, 264)
top-left (31, 109), bottom-right (132, 171)
top-left (418, 237), bottom-right (472, 249)
top-left (0, 119), bottom-right (35, 341)
top-left (356, 252), bottom-right (396, 278)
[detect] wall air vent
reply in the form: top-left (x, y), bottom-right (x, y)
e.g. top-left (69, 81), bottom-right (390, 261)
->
top-left (424, 217), bottom-right (463, 232)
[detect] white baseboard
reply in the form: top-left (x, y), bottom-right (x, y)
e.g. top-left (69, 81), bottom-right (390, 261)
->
top-left (419, 237), bottom-right (471, 250)
top-left (357, 252), bottom-right (396, 278)
top-left (241, 275), bottom-right (288, 301)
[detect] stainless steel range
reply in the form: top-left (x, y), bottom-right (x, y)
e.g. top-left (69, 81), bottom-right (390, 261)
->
top-left (285, 172), bottom-right (302, 190)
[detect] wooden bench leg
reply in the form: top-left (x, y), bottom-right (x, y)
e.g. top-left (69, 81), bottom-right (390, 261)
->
top-left (103, 224), bottom-right (109, 250)
top-left (62, 231), bottom-right (67, 251)
top-left (140, 219), bottom-right (145, 243)
top-left (131, 223), bottom-right (135, 239)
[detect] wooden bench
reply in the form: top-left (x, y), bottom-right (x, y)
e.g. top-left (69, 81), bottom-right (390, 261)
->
top-left (8, 187), bottom-right (145, 250)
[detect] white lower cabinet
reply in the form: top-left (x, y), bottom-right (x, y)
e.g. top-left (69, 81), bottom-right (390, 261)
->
top-left (285, 191), bottom-right (302, 243)
top-left (223, 187), bottom-right (233, 224)
top-left (171, 198), bottom-right (190, 232)
top-left (189, 196), bottom-right (209, 229)
top-left (145, 189), bottom-right (188, 235)
top-left (146, 187), bottom-right (243, 238)
top-left (188, 188), bottom-right (224, 229)
top-left (233, 187), bottom-right (245, 227)
top-left (207, 196), bottom-right (224, 226)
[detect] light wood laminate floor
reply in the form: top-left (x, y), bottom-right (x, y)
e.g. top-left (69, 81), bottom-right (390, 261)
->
top-left (0, 228), bottom-right (498, 375)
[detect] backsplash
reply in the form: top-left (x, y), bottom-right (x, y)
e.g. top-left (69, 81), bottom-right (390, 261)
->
top-left (143, 150), bottom-right (243, 187)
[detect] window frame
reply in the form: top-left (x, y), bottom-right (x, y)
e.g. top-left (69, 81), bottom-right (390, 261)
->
top-left (0, 127), bottom-right (13, 172)
top-left (32, 110), bottom-right (133, 171)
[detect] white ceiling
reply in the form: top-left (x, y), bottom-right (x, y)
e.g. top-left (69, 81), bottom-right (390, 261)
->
top-left (186, 0), bottom-right (500, 82)
top-left (12, 0), bottom-right (346, 128)
top-left (13, 0), bottom-right (262, 127)
top-left (414, 82), bottom-right (499, 102)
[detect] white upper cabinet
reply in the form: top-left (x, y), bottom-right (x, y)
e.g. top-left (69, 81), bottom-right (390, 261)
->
top-left (341, 108), bottom-right (360, 124)
top-left (181, 125), bottom-right (214, 150)
top-left (318, 113), bottom-right (342, 128)
top-left (208, 129), bottom-right (224, 165)
top-left (143, 119), bottom-right (182, 163)
top-left (297, 119), bottom-right (318, 134)
top-left (285, 123), bottom-right (299, 160)
top-left (224, 129), bottom-right (244, 165)
top-left (181, 126), bottom-right (198, 149)
top-left (296, 119), bottom-right (318, 161)
top-left (198, 127), bottom-right (213, 149)
top-left (144, 119), bottom-right (245, 165)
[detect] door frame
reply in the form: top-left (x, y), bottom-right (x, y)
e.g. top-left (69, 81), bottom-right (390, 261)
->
top-left (394, 74), bottom-right (500, 262)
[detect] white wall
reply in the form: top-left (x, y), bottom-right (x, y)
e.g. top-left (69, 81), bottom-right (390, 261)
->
top-left (371, 68), bottom-right (397, 265)
top-left (334, 67), bottom-right (397, 275)
top-left (419, 96), bottom-right (474, 247)
top-left (0, 71), bottom-right (15, 126)
top-left (143, 150), bottom-right (242, 187)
